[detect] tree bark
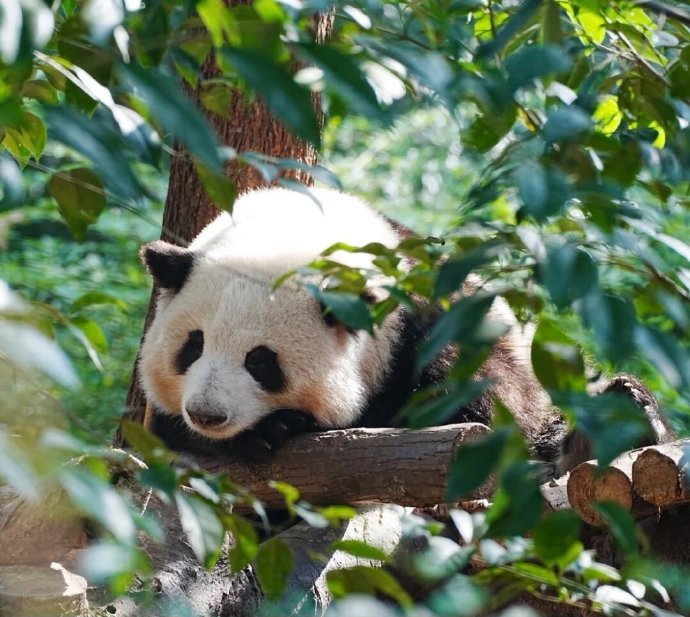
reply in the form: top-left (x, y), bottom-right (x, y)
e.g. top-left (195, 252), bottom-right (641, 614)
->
top-left (116, 12), bottom-right (333, 446)
top-left (198, 423), bottom-right (493, 510)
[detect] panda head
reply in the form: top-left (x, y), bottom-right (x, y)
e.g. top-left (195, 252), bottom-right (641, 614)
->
top-left (138, 188), bottom-right (402, 440)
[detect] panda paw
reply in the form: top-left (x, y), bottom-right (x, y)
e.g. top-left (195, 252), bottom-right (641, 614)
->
top-left (596, 373), bottom-right (658, 411)
top-left (232, 410), bottom-right (317, 463)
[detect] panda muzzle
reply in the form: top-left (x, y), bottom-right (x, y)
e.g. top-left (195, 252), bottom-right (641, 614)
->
top-left (185, 405), bottom-right (228, 430)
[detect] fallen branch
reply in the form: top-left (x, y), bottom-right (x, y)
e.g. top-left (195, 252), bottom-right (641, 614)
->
top-left (197, 423), bottom-right (493, 510)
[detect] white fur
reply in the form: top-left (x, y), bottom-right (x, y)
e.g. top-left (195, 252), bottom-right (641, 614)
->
top-left (140, 188), bottom-right (403, 439)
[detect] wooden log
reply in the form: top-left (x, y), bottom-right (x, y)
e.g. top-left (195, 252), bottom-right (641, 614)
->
top-left (632, 440), bottom-right (690, 508)
top-left (567, 450), bottom-right (642, 526)
top-left (197, 423), bottom-right (493, 510)
top-left (542, 473), bottom-right (570, 512)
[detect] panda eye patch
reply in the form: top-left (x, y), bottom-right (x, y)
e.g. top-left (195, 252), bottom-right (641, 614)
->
top-left (244, 345), bottom-right (285, 392)
top-left (175, 329), bottom-right (204, 374)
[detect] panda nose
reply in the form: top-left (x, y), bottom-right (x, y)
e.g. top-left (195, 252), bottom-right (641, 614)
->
top-left (185, 405), bottom-right (228, 429)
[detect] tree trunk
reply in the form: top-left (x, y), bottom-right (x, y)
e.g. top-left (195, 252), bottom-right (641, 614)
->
top-left (116, 12), bottom-right (333, 446)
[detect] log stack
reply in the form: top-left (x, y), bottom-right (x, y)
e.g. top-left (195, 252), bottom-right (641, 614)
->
top-left (561, 440), bottom-right (690, 525)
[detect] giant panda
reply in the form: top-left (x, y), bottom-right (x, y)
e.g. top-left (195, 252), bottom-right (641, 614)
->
top-left (138, 187), bottom-right (660, 473)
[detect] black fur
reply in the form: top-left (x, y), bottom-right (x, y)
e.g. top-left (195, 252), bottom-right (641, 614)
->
top-left (244, 345), bottom-right (285, 392)
top-left (141, 241), bottom-right (194, 291)
top-left (175, 330), bottom-right (204, 374)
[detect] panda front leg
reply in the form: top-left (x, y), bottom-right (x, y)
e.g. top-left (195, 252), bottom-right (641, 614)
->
top-left (231, 410), bottom-right (318, 463)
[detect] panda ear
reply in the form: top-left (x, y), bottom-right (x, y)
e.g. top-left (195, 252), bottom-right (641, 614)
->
top-left (140, 240), bottom-right (194, 291)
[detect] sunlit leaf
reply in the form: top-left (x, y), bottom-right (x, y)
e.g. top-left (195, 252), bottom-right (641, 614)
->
top-left (331, 539), bottom-right (390, 562)
top-left (255, 537), bottom-right (293, 600)
top-left (175, 492), bottom-right (224, 567)
top-left (327, 565), bottom-right (412, 607)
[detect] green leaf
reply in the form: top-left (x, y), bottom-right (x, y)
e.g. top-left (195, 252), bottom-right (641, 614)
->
top-left (516, 163), bottom-right (570, 220)
top-left (402, 379), bottom-right (491, 429)
top-left (533, 510), bottom-right (582, 567)
top-left (112, 105), bottom-right (162, 167)
top-left (175, 492), bottom-right (225, 567)
top-left (355, 38), bottom-right (454, 106)
top-left (268, 480), bottom-right (300, 508)
top-left (22, 79), bottom-right (59, 105)
top-left (61, 467), bottom-right (137, 543)
top-left (195, 161), bottom-right (237, 212)
top-left (17, 111), bottom-right (47, 161)
top-left (542, 106), bottom-right (593, 143)
top-left (66, 318), bottom-right (104, 370)
top-left (538, 244), bottom-right (598, 309)
top-left (463, 106), bottom-right (516, 153)
top-left (447, 428), bottom-right (510, 500)
top-left (331, 539), bottom-right (390, 562)
top-left (435, 241), bottom-right (503, 298)
top-left (317, 505), bottom-right (357, 524)
top-left (221, 48), bottom-right (320, 147)
top-left (634, 325), bottom-right (690, 389)
top-left (476, 0), bottom-right (542, 58)
top-left (120, 65), bottom-right (223, 170)
top-left (227, 514), bottom-right (259, 572)
top-left (44, 107), bottom-right (141, 199)
top-left (531, 320), bottom-right (586, 391)
top-left (410, 537), bottom-right (474, 583)
top-left (327, 565), bottom-right (412, 607)
top-left (486, 460), bottom-right (544, 537)
top-left (579, 292), bottom-right (635, 363)
top-left (553, 391), bottom-right (651, 466)
top-left (255, 538), bottom-right (293, 600)
top-left (425, 574), bottom-right (486, 616)
top-left (197, 0), bottom-right (238, 47)
top-left (0, 432), bottom-right (39, 500)
top-left (311, 288), bottom-right (374, 333)
top-left (119, 421), bottom-right (174, 462)
top-left (417, 293), bottom-right (500, 372)
top-left (295, 43), bottom-right (384, 119)
top-left (505, 45), bottom-right (571, 91)
top-left (594, 502), bottom-right (639, 557)
top-left (80, 541), bottom-right (147, 591)
top-left (48, 168), bottom-right (106, 241)
top-left (71, 290), bottom-right (127, 313)
top-left (70, 316), bottom-right (107, 354)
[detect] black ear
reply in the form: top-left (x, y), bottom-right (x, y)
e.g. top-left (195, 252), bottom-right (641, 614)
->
top-left (140, 240), bottom-right (194, 291)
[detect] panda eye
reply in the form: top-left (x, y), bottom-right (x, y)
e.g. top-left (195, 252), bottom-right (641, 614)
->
top-left (175, 329), bottom-right (204, 374)
top-left (244, 345), bottom-right (285, 392)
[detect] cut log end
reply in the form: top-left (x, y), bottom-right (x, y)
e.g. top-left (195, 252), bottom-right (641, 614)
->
top-left (632, 443), bottom-right (690, 508)
top-left (567, 462), bottom-right (633, 527)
